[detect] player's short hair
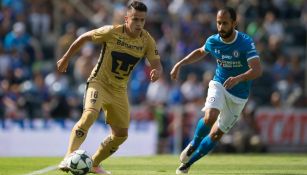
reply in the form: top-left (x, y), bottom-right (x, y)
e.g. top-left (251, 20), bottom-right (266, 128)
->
top-left (219, 7), bottom-right (237, 21)
top-left (128, 1), bottom-right (147, 12)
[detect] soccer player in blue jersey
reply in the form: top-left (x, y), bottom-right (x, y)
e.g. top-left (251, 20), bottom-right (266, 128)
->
top-left (170, 7), bottom-right (262, 174)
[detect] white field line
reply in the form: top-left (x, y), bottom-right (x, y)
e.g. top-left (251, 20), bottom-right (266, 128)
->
top-left (23, 165), bottom-right (57, 175)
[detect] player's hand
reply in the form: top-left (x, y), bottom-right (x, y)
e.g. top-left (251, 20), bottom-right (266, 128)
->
top-left (150, 69), bottom-right (160, 82)
top-left (57, 57), bottom-right (69, 73)
top-left (170, 64), bottom-right (181, 80)
top-left (223, 76), bottom-right (241, 89)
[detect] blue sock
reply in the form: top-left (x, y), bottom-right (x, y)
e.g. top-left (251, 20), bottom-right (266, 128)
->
top-left (190, 118), bottom-right (211, 148)
top-left (187, 135), bottom-right (217, 166)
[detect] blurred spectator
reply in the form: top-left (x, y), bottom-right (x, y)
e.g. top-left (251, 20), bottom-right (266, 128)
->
top-left (0, 44), bottom-right (11, 79)
top-left (168, 82), bottom-right (184, 105)
top-left (275, 75), bottom-right (303, 107)
top-left (180, 72), bottom-right (203, 103)
top-left (271, 54), bottom-right (290, 81)
top-left (2, 82), bottom-right (26, 129)
top-left (28, 2), bottom-right (51, 40)
top-left (73, 43), bottom-right (97, 84)
top-left (146, 75), bottom-right (170, 105)
top-left (270, 91), bottom-right (282, 108)
top-left (44, 70), bottom-right (69, 95)
top-left (4, 22), bottom-right (30, 52)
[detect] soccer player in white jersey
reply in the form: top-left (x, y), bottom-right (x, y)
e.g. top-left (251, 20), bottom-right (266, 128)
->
top-left (170, 7), bottom-right (263, 174)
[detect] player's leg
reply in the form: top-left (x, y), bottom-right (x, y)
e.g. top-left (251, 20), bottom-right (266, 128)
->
top-left (90, 126), bottom-right (127, 174)
top-left (92, 126), bottom-right (128, 166)
top-left (180, 81), bottom-right (224, 164)
top-left (176, 110), bottom-right (221, 174)
top-left (91, 87), bottom-right (130, 174)
top-left (180, 108), bottom-right (219, 163)
top-left (66, 82), bottom-right (103, 156)
top-left (186, 95), bottom-right (246, 165)
top-left (186, 95), bottom-right (245, 162)
top-left (59, 82), bottom-right (102, 171)
top-left (58, 108), bottom-right (100, 172)
top-left (176, 122), bottom-right (222, 174)
top-left (66, 109), bottom-right (100, 155)
top-left (177, 91), bottom-right (247, 174)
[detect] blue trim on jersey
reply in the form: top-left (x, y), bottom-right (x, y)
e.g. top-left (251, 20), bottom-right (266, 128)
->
top-left (204, 30), bottom-right (259, 99)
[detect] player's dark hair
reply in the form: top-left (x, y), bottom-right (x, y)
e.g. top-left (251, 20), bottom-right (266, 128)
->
top-left (219, 7), bottom-right (237, 21)
top-left (128, 1), bottom-right (147, 12)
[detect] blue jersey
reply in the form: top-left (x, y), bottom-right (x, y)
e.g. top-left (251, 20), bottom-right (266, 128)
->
top-left (204, 30), bottom-right (259, 99)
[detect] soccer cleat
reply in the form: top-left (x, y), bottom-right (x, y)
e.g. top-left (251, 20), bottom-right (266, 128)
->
top-left (90, 166), bottom-right (111, 174)
top-left (180, 144), bottom-right (195, 163)
top-left (58, 157), bottom-right (70, 172)
top-left (176, 163), bottom-right (190, 174)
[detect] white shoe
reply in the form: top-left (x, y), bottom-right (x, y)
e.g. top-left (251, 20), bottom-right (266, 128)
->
top-left (58, 157), bottom-right (70, 172)
top-left (90, 166), bottom-right (111, 174)
top-left (176, 163), bottom-right (190, 174)
top-left (180, 144), bottom-right (195, 164)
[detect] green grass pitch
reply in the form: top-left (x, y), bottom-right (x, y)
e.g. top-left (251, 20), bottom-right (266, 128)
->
top-left (1, 154), bottom-right (307, 175)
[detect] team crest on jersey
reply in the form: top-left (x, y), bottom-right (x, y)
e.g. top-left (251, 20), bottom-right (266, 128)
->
top-left (233, 50), bottom-right (239, 58)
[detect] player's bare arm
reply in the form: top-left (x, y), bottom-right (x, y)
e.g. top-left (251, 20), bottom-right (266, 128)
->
top-left (223, 58), bottom-right (262, 89)
top-left (170, 47), bottom-right (207, 80)
top-left (148, 59), bottom-right (163, 82)
top-left (57, 30), bottom-right (94, 72)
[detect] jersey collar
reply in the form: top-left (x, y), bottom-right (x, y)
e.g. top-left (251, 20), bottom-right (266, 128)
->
top-left (219, 30), bottom-right (238, 44)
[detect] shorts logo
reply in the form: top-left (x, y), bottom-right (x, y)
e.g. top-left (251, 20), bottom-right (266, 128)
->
top-left (208, 97), bottom-right (215, 103)
top-left (75, 129), bottom-right (85, 138)
top-left (90, 99), bottom-right (96, 104)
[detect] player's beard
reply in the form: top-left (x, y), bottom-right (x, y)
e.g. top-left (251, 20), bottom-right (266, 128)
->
top-left (218, 29), bottom-right (233, 39)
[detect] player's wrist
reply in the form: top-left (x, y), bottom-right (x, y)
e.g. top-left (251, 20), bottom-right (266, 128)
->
top-left (236, 75), bottom-right (244, 82)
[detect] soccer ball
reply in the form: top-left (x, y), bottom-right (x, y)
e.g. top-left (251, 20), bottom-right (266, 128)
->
top-left (67, 150), bottom-right (93, 175)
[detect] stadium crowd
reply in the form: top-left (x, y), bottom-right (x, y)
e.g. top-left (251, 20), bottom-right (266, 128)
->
top-left (0, 0), bottom-right (306, 153)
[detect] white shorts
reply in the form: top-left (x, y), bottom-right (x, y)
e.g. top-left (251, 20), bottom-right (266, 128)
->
top-left (201, 80), bottom-right (248, 133)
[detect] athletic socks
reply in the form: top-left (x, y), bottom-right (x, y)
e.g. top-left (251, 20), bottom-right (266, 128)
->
top-left (190, 118), bottom-right (211, 148)
top-left (187, 135), bottom-right (217, 166)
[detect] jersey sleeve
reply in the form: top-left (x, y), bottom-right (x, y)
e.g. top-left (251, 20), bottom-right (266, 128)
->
top-left (145, 34), bottom-right (160, 61)
top-left (91, 25), bottom-right (114, 43)
top-left (203, 36), bottom-right (214, 53)
top-left (245, 36), bottom-right (259, 61)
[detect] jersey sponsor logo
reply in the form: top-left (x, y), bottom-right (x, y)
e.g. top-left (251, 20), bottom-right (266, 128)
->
top-left (117, 39), bottom-right (143, 51)
top-left (217, 59), bottom-right (243, 68)
top-left (221, 54), bottom-right (232, 59)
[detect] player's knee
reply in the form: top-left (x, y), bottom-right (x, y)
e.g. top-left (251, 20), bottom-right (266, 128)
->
top-left (209, 130), bottom-right (224, 141)
top-left (75, 110), bottom-right (99, 133)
